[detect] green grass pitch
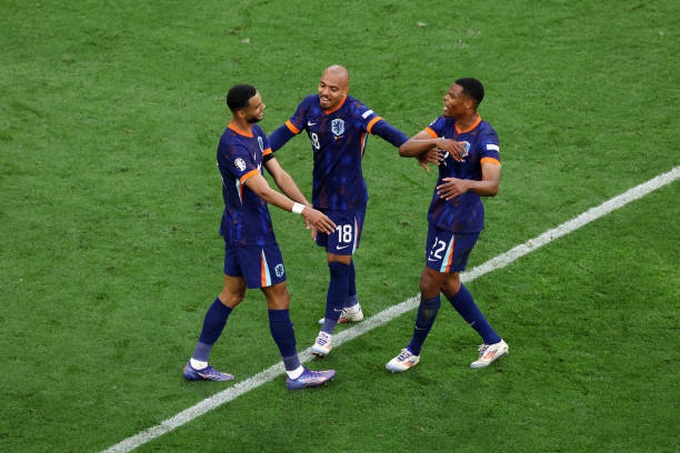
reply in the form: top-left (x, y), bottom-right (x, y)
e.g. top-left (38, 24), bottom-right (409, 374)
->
top-left (1, 1), bottom-right (678, 452)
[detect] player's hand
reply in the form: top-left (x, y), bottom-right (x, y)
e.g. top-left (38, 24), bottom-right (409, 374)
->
top-left (437, 139), bottom-right (467, 162)
top-left (300, 203), bottom-right (319, 238)
top-left (436, 177), bottom-right (470, 200)
top-left (300, 203), bottom-right (320, 239)
top-left (417, 148), bottom-right (443, 172)
top-left (301, 208), bottom-right (336, 234)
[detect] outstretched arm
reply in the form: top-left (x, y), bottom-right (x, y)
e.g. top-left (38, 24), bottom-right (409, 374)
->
top-left (400, 130), bottom-right (467, 159)
top-left (399, 130), bottom-right (469, 171)
top-left (268, 123), bottom-right (297, 152)
top-left (243, 172), bottom-right (336, 234)
top-left (264, 156), bottom-right (310, 206)
top-left (399, 130), bottom-right (440, 171)
top-left (370, 119), bottom-right (409, 148)
top-left (371, 121), bottom-right (444, 172)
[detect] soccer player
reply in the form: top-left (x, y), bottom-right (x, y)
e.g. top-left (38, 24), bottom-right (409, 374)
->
top-left (268, 65), bottom-right (409, 357)
top-left (386, 78), bottom-right (509, 372)
top-left (183, 84), bottom-right (336, 390)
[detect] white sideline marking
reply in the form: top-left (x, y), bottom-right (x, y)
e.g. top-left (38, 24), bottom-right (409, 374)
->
top-left (103, 166), bottom-right (679, 453)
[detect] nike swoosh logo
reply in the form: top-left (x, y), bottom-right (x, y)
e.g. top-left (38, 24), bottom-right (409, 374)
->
top-left (307, 121), bottom-right (317, 126)
top-left (336, 244), bottom-right (351, 250)
top-left (427, 257), bottom-right (438, 262)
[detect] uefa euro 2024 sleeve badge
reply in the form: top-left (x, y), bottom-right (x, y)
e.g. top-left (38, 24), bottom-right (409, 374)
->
top-left (234, 157), bottom-right (247, 172)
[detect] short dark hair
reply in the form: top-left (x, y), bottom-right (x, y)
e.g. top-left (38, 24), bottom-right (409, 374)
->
top-left (455, 78), bottom-right (485, 107)
top-left (226, 84), bottom-right (257, 112)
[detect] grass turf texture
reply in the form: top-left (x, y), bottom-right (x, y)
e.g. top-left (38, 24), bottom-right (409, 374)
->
top-left (1, 0), bottom-right (678, 452)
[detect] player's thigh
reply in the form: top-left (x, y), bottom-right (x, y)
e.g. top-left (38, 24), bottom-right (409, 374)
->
top-left (419, 266), bottom-right (448, 298)
top-left (219, 274), bottom-right (247, 308)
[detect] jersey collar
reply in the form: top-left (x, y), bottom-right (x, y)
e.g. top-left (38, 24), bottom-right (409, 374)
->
top-left (455, 115), bottom-right (482, 134)
top-left (228, 121), bottom-right (254, 138)
top-left (324, 95), bottom-right (347, 115)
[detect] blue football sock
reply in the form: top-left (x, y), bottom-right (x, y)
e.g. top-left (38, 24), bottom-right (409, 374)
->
top-left (446, 284), bottom-right (501, 345)
top-left (345, 260), bottom-right (358, 308)
top-left (193, 298), bottom-right (233, 361)
top-left (345, 293), bottom-right (359, 309)
top-left (268, 309), bottom-right (300, 372)
top-left (321, 262), bottom-right (350, 334)
top-left (407, 295), bottom-right (441, 356)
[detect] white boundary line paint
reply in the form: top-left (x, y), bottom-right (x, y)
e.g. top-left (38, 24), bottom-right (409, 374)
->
top-left (103, 166), bottom-right (678, 453)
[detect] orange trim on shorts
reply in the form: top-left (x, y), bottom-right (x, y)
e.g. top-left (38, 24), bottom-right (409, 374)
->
top-left (260, 254), bottom-right (267, 287)
top-left (444, 235), bottom-right (455, 273)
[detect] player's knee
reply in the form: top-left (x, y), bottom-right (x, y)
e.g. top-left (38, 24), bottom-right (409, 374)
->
top-left (327, 253), bottom-right (352, 265)
top-left (218, 290), bottom-right (245, 308)
top-left (419, 268), bottom-right (443, 297)
top-left (441, 274), bottom-right (462, 297)
top-left (262, 282), bottom-right (290, 309)
top-left (328, 261), bottom-right (350, 277)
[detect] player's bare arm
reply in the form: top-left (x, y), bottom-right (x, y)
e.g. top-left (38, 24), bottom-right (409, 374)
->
top-left (265, 157), bottom-right (312, 208)
top-left (400, 130), bottom-right (467, 170)
top-left (436, 161), bottom-right (501, 200)
top-left (264, 156), bottom-right (323, 233)
top-left (244, 173), bottom-right (336, 234)
top-left (399, 130), bottom-right (437, 157)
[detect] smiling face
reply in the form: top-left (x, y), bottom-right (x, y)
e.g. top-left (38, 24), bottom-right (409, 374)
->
top-left (442, 83), bottom-right (472, 118)
top-left (242, 91), bottom-right (266, 124)
top-left (317, 65), bottom-right (349, 111)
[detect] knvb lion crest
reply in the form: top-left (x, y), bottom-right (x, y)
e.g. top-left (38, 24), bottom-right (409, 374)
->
top-left (331, 118), bottom-right (345, 137)
top-left (275, 264), bottom-right (285, 278)
top-left (462, 141), bottom-right (471, 158)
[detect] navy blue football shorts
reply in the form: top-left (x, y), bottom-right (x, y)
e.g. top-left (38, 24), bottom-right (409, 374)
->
top-left (223, 242), bottom-right (286, 289)
top-left (424, 224), bottom-right (480, 273)
top-left (315, 207), bottom-right (366, 256)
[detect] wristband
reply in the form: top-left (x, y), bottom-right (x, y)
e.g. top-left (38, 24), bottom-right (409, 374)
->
top-left (291, 202), bottom-right (306, 214)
